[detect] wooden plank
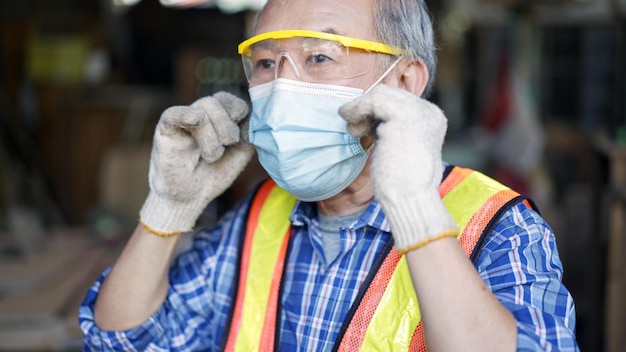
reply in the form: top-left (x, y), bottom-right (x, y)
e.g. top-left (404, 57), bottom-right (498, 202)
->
top-left (0, 245), bottom-right (113, 351)
top-left (0, 246), bottom-right (107, 316)
top-left (0, 314), bottom-right (69, 351)
top-left (0, 236), bottom-right (88, 295)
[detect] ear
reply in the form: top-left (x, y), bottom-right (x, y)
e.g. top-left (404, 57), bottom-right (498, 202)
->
top-left (395, 58), bottom-right (429, 97)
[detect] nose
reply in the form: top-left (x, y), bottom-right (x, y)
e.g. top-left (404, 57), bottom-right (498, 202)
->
top-left (275, 52), bottom-right (301, 81)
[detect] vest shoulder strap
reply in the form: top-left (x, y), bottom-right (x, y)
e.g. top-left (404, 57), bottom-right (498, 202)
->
top-left (223, 179), bottom-right (295, 352)
top-left (336, 165), bottom-right (531, 351)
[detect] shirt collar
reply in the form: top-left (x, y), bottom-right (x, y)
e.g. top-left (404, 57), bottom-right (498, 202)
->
top-left (287, 160), bottom-right (450, 231)
top-left (289, 199), bottom-right (392, 233)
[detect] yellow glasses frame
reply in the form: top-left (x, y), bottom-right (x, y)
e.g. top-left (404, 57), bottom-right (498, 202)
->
top-left (238, 29), bottom-right (406, 57)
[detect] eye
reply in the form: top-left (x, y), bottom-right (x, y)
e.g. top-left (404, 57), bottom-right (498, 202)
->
top-left (307, 53), bottom-right (333, 64)
top-left (255, 58), bottom-right (275, 71)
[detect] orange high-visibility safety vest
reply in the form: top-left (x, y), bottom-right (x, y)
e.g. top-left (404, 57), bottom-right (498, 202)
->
top-left (222, 166), bottom-right (534, 351)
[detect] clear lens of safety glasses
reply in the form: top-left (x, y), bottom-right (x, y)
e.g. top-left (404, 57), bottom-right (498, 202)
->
top-left (241, 37), bottom-right (377, 84)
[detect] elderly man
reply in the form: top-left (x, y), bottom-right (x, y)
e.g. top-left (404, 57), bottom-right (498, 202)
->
top-left (80, 0), bottom-right (579, 350)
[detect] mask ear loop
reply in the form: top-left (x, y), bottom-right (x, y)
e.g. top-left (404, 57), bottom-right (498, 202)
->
top-left (363, 56), bottom-right (403, 94)
top-left (360, 56), bottom-right (404, 149)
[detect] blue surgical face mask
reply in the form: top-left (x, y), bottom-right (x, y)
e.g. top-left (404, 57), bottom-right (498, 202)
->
top-left (248, 79), bottom-right (367, 201)
top-left (248, 58), bottom-right (401, 201)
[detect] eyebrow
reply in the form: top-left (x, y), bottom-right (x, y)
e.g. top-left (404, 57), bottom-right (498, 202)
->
top-left (321, 28), bottom-right (341, 35)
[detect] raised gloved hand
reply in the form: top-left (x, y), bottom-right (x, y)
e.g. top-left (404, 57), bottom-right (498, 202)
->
top-left (139, 92), bottom-right (254, 236)
top-left (339, 84), bottom-right (458, 253)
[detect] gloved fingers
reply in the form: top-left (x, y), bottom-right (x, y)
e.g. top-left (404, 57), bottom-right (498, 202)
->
top-left (189, 120), bottom-right (225, 163)
top-left (340, 84), bottom-right (447, 142)
top-left (157, 104), bottom-right (225, 163)
top-left (339, 85), bottom-right (406, 139)
top-left (158, 105), bottom-right (206, 136)
top-left (339, 98), bottom-right (372, 138)
top-left (214, 92), bottom-right (251, 144)
top-left (155, 106), bottom-right (213, 157)
top-left (191, 96), bottom-right (241, 146)
top-left (340, 85), bottom-right (414, 124)
top-left (193, 143), bottom-right (255, 200)
top-left (238, 116), bottom-right (251, 144)
top-left (344, 117), bottom-right (373, 139)
top-left (213, 91), bottom-right (249, 123)
top-left (210, 142), bottom-right (255, 171)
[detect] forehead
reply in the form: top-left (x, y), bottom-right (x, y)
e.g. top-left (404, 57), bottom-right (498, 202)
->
top-left (255, 0), bottom-right (377, 41)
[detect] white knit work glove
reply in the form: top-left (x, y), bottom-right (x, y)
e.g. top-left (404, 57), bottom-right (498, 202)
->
top-left (139, 92), bottom-right (254, 236)
top-left (339, 85), bottom-right (459, 253)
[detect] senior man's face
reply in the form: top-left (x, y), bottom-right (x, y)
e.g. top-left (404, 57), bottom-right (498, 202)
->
top-left (255, 0), bottom-right (382, 90)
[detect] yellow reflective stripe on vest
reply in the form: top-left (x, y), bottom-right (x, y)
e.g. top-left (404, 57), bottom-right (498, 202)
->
top-left (359, 255), bottom-right (420, 351)
top-left (359, 169), bottom-right (513, 351)
top-left (443, 170), bottom-right (512, 231)
top-left (233, 185), bottom-right (296, 352)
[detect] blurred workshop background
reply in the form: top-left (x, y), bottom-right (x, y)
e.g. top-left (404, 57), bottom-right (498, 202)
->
top-left (0, 0), bottom-right (625, 350)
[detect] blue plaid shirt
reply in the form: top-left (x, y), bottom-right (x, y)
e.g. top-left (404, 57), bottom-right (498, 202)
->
top-left (79, 191), bottom-right (579, 351)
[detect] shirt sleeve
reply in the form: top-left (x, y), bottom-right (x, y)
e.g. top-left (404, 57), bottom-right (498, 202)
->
top-left (475, 202), bottom-right (579, 351)
top-left (78, 202), bottom-right (248, 352)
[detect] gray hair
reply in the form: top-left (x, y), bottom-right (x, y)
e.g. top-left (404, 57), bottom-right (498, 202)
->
top-left (374, 0), bottom-right (438, 97)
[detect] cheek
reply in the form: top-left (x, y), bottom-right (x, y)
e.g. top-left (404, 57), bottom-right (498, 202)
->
top-left (351, 72), bottom-right (382, 90)
top-left (329, 69), bottom-right (382, 91)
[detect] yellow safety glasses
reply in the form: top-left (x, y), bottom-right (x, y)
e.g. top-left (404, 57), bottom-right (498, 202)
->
top-left (238, 30), bottom-right (406, 84)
